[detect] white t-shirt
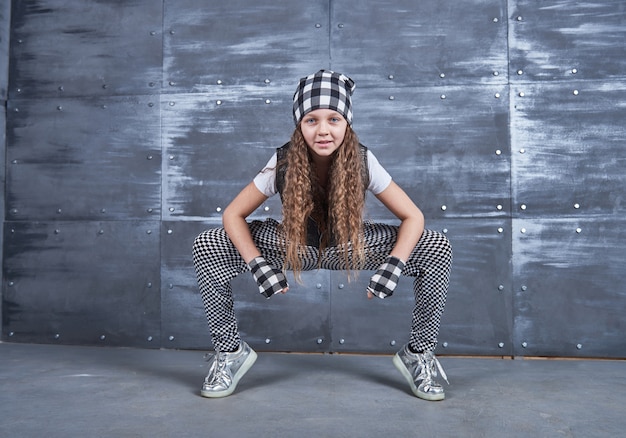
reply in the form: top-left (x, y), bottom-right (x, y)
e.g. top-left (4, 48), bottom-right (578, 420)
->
top-left (253, 149), bottom-right (392, 197)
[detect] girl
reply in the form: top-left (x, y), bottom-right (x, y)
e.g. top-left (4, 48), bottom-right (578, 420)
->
top-left (193, 70), bottom-right (452, 401)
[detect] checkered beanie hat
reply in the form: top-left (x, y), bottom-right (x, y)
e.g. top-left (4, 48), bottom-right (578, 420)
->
top-left (293, 70), bottom-right (356, 126)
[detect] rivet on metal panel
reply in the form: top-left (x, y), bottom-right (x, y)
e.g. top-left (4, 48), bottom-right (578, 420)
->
top-left (58, 85), bottom-right (64, 91)
top-left (169, 207), bottom-right (175, 212)
top-left (389, 96), bottom-right (395, 100)
top-left (315, 23), bottom-right (322, 28)
top-left (55, 334), bottom-right (60, 339)
top-left (147, 208), bottom-right (153, 213)
top-left (517, 70), bottom-right (523, 76)
top-left (17, 88), bottom-right (21, 93)
top-left (216, 100), bottom-right (223, 105)
top-left (498, 227), bottom-right (504, 233)
top-left (10, 208), bottom-right (17, 215)
top-left (317, 338), bottom-right (323, 344)
top-left (520, 204), bottom-right (526, 210)
top-left (217, 80), bottom-right (223, 85)
top-left (519, 148), bottom-right (526, 154)
top-left (573, 90), bottom-right (579, 96)
top-left (576, 343), bottom-right (582, 350)
top-left (147, 336), bottom-right (153, 341)
top-left (102, 104), bottom-right (107, 109)
top-left (520, 228), bottom-right (526, 234)
top-left (14, 107), bottom-right (19, 112)
top-left (12, 159), bottom-right (17, 164)
top-left (439, 73), bottom-right (445, 78)
top-left (390, 340), bottom-right (396, 346)
top-left (521, 285), bottom-right (527, 291)
top-left (498, 342), bottom-right (505, 348)
top-left (264, 78), bottom-right (271, 84)
top-left (264, 206), bottom-right (270, 212)
top-left (8, 281), bottom-right (14, 287)
top-left (316, 283), bottom-right (322, 289)
top-left (169, 81), bottom-right (175, 86)
top-left (169, 101), bottom-right (175, 106)
top-left (574, 203), bottom-right (580, 209)
top-left (265, 99), bottom-right (271, 104)
top-left (571, 68), bottom-right (578, 74)
top-left (338, 23), bottom-right (344, 28)
top-left (168, 284), bottom-right (173, 289)
top-left (338, 283), bottom-right (345, 289)
top-left (102, 84), bottom-right (108, 90)
top-left (495, 92), bottom-right (501, 98)
top-left (169, 155), bottom-right (175, 160)
top-left (576, 227), bottom-right (582, 234)
top-left (440, 94), bottom-right (446, 99)
top-left (148, 102), bottom-right (154, 107)
top-left (265, 338), bottom-right (271, 344)
top-left (495, 150), bottom-right (502, 155)
top-left (521, 341), bottom-right (528, 348)
top-left (340, 339), bottom-right (345, 345)
top-left (169, 336), bottom-right (175, 341)
top-left (98, 229), bottom-right (104, 235)
top-left (146, 230), bottom-right (152, 234)
top-left (57, 208), bottom-right (62, 214)
top-left (441, 205), bottom-right (447, 211)
top-left (493, 71), bottom-right (499, 76)
top-left (442, 342), bottom-right (448, 348)
top-left (147, 155), bottom-right (153, 160)
top-left (216, 207), bottom-right (222, 213)
top-left (442, 228), bottom-right (448, 234)
top-left (498, 285), bottom-right (504, 291)
top-left (148, 82), bottom-right (155, 88)
top-left (167, 229), bottom-right (173, 235)
top-left (9, 332), bottom-right (15, 337)
top-left (147, 282), bottom-right (152, 288)
top-left (518, 91), bottom-right (525, 97)
top-left (516, 16), bottom-right (523, 21)
top-left (169, 30), bottom-right (175, 35)
top-left (101, 208), bottom-right (106, 213)
top-left (57, 105), bottom-right (63, 111)
top-left (100, 335), bottom-right (106, 341)
top-left (496, 204), bottom-right (503, 210)
top-left (388, 75), bottom-right (394, 80)
top-left (150, 31), bottom-right (156, 36)
top-left (54, 229), bottom-right (60, 234)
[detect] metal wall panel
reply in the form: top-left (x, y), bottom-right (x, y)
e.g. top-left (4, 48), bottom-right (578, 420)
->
top-left (353, 85), bottom-right (511, 220)
top-left (331, 0), bottom-right (509, 87)
top-left (9, 0), bottom-right (163, 98)
top-left (510, 81), bottom-right (626, 217)
top-left (163, 0), bottom-right (330, 92)
top-left (330, 219), bottom-right (513, 356)
top-left (512, 218), bottom-right (626, 358)
top-left (3, 221), bottom-right (161, 347)
top-left (1, 0), bottom-right (10, 100)
top-left (6, 96), bottom-right (161, 221)
top-left (509, 0), bottom-right (626, 82)
top-left (161, 90), bottom-right (288, 222)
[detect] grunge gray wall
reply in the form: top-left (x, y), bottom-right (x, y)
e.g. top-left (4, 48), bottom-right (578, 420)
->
top-left (2, 0), bottom-right (625, 358)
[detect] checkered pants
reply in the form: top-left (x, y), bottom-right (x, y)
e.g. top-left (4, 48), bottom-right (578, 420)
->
top-left (193, 218), bottom-right (452, 353)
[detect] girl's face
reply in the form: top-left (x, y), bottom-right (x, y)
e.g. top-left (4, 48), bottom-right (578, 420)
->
top-left (300, 109), bottom-right (348, 162)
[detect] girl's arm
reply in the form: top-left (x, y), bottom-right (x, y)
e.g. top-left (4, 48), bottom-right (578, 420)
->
top-left (374, 181), bottom-right (425, 261)
top-left (222, 181), bottom-right (268, 264)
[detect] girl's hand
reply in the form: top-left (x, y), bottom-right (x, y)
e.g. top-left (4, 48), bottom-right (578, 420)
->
top-left (248, 256), bottom-right (289, 298)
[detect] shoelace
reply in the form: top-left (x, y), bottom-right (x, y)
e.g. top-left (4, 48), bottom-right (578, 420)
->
top-left (431, 355), bottom-right (449, 385)
top-left (204, 352), bottom-right (228, 385)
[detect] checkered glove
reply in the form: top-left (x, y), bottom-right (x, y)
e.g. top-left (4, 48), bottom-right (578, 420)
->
top-left (248, 256), bottom-right (289, 299)
top-left (367, 256), bottom-right (405, 299)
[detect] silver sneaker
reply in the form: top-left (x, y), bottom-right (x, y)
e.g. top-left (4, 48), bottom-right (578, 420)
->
top-left (393, 344), bottom-right (449, 401)
top-left (201, 341), bottom-right (257, 398)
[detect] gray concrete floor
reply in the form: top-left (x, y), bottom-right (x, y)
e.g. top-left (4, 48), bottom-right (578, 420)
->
top-left (0, 343), bottom-right (624, 438)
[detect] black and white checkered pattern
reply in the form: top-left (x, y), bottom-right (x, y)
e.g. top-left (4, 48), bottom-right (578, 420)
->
top-left (292, 70), bottom-right (356, 126)
top-left (248, 256), bottom-right (288, 298)
top-left (367, 255), bottom-right (406, 299)
top-left (192, 219), bottom-right (452, 353)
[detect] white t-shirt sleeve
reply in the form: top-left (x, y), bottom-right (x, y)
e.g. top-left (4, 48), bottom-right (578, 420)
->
top-left (253, 153), bottom-right (278, 197)
top-left (367, 150), bottom-right (392, 194)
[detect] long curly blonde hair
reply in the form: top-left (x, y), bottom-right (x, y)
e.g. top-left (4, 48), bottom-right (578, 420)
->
top-left (279, 125), bottom-right (366, 281)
